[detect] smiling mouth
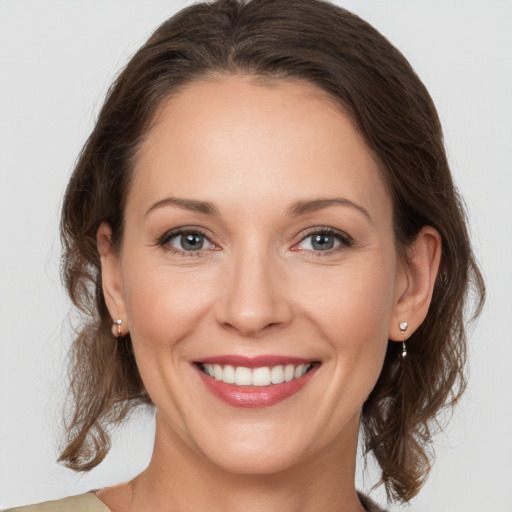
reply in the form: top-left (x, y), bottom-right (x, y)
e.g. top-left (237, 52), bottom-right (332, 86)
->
top-left (199, 362), bottom-right (313, 387)
top-left (194, 358), bottom-right (319, 408)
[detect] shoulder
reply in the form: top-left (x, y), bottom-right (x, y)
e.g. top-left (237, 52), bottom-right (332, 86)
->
top-left (357, 492), bottom-right (388, 512)
top-left (3, 493), bottom-right (112, 512)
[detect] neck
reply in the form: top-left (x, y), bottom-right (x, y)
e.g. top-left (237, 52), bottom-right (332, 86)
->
top-left (129, 412), bottom-right (365, 512)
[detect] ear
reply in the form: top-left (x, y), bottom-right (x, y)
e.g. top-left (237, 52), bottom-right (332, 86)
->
top-left (389, 226), bottom-right (442, 341)
top-left (97, 222), bottom-right (128, 332)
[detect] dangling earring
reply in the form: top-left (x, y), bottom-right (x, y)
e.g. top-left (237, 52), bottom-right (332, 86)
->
top-left (399, 321), bottom-right (408, 358)
top-left (112, 318), bottom-right (123, 338)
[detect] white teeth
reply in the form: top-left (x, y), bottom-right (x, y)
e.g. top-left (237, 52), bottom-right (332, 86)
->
top-left (204, 364), bottom-right (215, 377)
top-left (223, 364), bottom-right (235, 384)
top-left (201, 363), bottom-right (312, 386)
top-left (270, 365), bottom-right (285, 384)
top-left (284, 364), bottom-right (295, 382)
top-left (235, 366), bottom-right (252, 386)
top-left (294, 364), bottom-right (309, 378)
top-left (252, 367), bottom-right (271, 386)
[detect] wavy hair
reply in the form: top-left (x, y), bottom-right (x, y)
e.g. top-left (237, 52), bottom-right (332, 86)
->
top-left (59, 0), bottom-right (485, 502)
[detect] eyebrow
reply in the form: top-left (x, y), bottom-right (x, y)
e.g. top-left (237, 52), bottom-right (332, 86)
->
top-left (145, 197), bottom-right (219, 218)
top-left (144, 196), bottom-right (371, 222)
top-left (288, 198), bottom-right (372, 221)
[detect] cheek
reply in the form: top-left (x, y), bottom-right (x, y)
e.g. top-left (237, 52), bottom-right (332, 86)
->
top-left (122, 259), bottom-right (214, 353)
top-left (302, 257), bottom-right (394, 329)
top-left (296, 256), bottom-right (396, 375)
top-left (120, 258), bottom-right (218, 422)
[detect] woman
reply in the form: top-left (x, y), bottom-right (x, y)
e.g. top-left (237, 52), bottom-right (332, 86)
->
top-left (6, 0), bottom-right (484, 510)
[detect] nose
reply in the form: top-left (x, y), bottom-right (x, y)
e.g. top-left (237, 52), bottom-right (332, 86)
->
top-left (214, 246), bottom-right (293, 337)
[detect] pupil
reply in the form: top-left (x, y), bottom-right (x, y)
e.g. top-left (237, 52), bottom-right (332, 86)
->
top-left (312, 233), bottom-right (334, 250)
top-left (181, 233), bottom-right (203, 250)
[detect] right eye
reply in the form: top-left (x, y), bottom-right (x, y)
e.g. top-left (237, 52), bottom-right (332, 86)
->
top-left (165, 231), bottom-right (213, 252)
top-left (298, 231), bottom-right (343, 252)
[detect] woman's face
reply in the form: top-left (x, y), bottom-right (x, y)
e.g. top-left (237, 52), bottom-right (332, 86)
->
top-left (105, 76), bottom-right (408, 474)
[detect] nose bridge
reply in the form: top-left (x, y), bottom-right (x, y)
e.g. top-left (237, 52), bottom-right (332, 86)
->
top-left (216, 238), bottom-right (292, 336)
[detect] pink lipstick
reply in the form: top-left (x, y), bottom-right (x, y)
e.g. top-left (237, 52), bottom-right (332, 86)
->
top-left (194, 355), bottom-right (319, 408)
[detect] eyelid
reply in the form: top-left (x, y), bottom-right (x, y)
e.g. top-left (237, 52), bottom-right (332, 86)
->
top-left (154, 225), bottom-right (352, 256)
top-left (156, 226), bottom-right (219, 255)
top-left (292, 226), bottom-right (353, 253)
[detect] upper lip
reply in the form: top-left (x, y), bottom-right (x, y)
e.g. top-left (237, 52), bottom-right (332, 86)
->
top-left (196, 355), bottom-right (317, 368)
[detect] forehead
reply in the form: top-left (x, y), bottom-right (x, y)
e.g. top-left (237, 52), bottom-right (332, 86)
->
top-left (129, 76), bottom-right (391, 222)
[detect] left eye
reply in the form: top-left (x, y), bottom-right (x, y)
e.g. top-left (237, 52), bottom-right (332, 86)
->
top-left (167, 232), bottom-right (211, 251)
top-left (298, 231), bottom-right (343, 251)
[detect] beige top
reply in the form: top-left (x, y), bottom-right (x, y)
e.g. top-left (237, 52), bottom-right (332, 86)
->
top-left (3, 493), bottom-right (110, 512)
top-left (4, 491), bottom-right (387, 512)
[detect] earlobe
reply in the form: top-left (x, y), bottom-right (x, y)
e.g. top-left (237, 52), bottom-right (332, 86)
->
top-left (389, 226), bottom-right (442, 341)
top-left (97, 222), bottom-right (127, 328)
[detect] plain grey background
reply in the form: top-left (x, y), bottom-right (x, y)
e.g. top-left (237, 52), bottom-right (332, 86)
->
top-left (1, 1), bottom-right (511, 510)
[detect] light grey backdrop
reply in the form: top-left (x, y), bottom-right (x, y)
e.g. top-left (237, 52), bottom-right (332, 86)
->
top-left (1, 1), bottom-right (511, 510)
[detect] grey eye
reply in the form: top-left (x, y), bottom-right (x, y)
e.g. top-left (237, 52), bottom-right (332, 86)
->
top-left (299, 232), bottom-right (342, 251)
top-left (169, 232), bottom-right (207, 251)
top-left (312, 233), bottom-right (336, 250)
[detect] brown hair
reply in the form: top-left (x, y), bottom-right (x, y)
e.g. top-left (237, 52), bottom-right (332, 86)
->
top-left (59, 0), bottom-right (484, 502)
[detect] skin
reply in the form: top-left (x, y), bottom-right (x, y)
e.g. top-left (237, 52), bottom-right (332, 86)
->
top-left (97, 76), bottom-right (441, 512)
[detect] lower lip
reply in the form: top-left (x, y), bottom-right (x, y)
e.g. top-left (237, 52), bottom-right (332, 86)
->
top-left (195, 365), bottom-right (318, 408)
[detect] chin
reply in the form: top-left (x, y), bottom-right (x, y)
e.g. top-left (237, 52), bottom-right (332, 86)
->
top-left (200, 437), bottom-right (308, 476)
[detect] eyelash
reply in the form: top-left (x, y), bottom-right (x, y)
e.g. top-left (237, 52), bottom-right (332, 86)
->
top-left (293, 227), bottom-right (353, 256)
top-left (156, 227), bottom-right (216, 257)
top-left (156, 226), bottom-right (353, 257)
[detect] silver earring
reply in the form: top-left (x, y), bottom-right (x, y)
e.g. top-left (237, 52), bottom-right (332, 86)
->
top-left (399, 321), bottom-right (408, 358)
top-left (112, 318), bottom-right (123, 338)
